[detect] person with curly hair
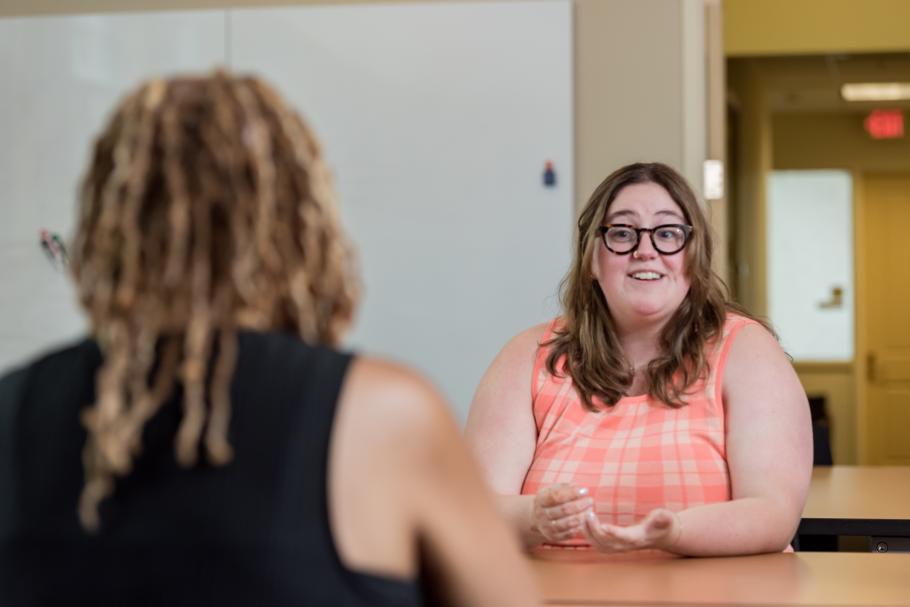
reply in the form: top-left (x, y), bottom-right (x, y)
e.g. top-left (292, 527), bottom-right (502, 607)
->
top-left (0, 72), bottom-right (538, 606)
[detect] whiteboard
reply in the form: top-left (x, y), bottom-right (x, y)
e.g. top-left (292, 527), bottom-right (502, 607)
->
top-left (0, 2), bottom-right (573, 423)
top-left (767, 170), bottom-right (854, 361)
top-left (0, 11), bottom-right (225, 374)
top-left (230, 1), bottom-right (573, 420)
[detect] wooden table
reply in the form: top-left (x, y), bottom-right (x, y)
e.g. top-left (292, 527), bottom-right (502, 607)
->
top-left (799, 466), bottom-right (910, 539)
top-left (530, 550), bottom-right (910, 606)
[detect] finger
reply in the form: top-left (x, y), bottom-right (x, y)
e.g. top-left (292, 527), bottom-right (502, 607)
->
top-left (645, 509), bottom-right (674, 532)
top-left (539, 511), bottom-right (587, 542)
top-left (581, 510), bottom-right (619, 551)
top-left (584, 512), bottom-right (652, 551)
top-left (542, 496), bottom-right (593, 519)
top-left (643, 509), bottom-right (680, 548)
top-left (538, 484), bottom-right (589, 507)
top-left (581, 512), bottom-right (615, 551)
top-left (600, 522), bottom-right (641, 545)
top-left (548, 511), bottom-right (589, 534)
top-left (543, 523), bottom-right (585, 542)
top-left (548, 528), bottom-right (583, 542)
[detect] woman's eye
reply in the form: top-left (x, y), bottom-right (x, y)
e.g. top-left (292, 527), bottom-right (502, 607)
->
top-left (656, 228), bottom-right (680, 240)
top-left (609, 228), bottom-right (633, 241)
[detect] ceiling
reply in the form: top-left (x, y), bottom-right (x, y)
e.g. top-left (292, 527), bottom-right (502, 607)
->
top-left (746, 52), bottom-right (910, 113)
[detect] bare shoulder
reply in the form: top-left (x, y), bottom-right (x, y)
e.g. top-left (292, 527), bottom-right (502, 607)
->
top-left (722, 320), bottom-right (805, 412)
top-left (484, 321), bottom-right (553, 380)
top-left (328, 355), bottom-right (460, 576)
top-left (724, 321), bottom-right (790, 377)
top-left (339, 355), bottom-right (452, 444)
top-left (333, 356), bottom-right (541, 605)
top-left (468, 320), bottom-right (552, 419)
top-left (503, 321), bottom-right (552, 358)
top-left (464, 322), bottom-right (551, 491)
top-left (730, 320), bottom-right (781, 349)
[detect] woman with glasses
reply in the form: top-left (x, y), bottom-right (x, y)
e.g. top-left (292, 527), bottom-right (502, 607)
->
top-left (465, 162), bottom-right (811, 555)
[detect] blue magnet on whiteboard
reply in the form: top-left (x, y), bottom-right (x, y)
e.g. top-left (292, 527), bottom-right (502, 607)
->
top-left (543, 160), bottom-right (556, 187)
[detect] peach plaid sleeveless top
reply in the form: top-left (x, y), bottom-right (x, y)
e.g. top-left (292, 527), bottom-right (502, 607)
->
top-left (521, 313), bottom-right (756, 547)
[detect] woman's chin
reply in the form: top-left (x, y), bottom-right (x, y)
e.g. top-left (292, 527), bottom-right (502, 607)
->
top-left (621, 304), bottom-right (673, 326)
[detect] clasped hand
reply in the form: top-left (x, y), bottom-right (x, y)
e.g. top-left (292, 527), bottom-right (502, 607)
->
top-left (533, 484), bottom-right (681, 552)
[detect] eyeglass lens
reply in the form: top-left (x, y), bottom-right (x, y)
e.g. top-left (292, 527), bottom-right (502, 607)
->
top-left (602, 225), bottom-right (690, 254)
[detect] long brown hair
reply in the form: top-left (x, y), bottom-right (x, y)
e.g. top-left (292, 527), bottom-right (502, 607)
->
top-left (71, 72), bottom-right (359, 530)
top-left (546, 162), bottom-right (763, 411)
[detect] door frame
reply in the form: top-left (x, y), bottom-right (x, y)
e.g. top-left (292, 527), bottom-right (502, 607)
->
top-left (854, 172), bottom-right (869, 463)
top-left (854, 170), bottom-right (910, 464)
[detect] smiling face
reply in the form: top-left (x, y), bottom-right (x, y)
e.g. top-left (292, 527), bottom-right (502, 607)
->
top-left (592, 181), bottom-right (691, 333)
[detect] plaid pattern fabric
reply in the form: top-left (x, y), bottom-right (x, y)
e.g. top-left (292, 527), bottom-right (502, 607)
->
top-left (521, 314), bottom-right (756, 547)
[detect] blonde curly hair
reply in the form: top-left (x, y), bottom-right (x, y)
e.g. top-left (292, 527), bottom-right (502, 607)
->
top-left (71, 71), bottom-right (359, 530)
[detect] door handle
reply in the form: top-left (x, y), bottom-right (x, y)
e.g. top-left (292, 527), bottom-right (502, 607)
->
top-left (867, 352), bottom-right (876, 382)
top-left (819, 286), bottom-right (844, 309)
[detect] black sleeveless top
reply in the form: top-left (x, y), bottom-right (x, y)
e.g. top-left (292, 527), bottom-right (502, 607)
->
top-left (0, 331), bottom-right (424, 606)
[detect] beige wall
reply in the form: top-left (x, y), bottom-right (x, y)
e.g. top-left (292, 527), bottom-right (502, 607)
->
top-left (704, 0), bottom-right (728, 283)
top-left (575, 0), bottom-right (706, 204)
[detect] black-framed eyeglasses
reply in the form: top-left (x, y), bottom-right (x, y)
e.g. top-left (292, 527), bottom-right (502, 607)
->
top-left (598, 224), bottom-right (693, 255)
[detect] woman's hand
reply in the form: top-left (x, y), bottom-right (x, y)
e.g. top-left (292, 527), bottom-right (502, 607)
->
top-left (581, 508), bottom-right (681, 552)
top-left (531, 484), bottom-right (594, 543)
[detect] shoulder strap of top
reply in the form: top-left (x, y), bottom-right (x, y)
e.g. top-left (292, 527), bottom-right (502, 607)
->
top-left (530, 318), bottom-right (561, 402)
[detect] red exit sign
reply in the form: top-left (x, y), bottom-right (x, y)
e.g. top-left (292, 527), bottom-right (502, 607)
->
top-left (864, 109), bottom-right (904, 139)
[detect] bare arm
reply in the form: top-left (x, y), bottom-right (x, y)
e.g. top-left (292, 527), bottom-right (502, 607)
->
top-left (672, 323), bottom-right (812, 555)
top-left (464, 325), bottom-right (592, 549)
top-left (331, 357), bottom-right (539, 607)
top-left (582, 324), bottom-right (813, 556)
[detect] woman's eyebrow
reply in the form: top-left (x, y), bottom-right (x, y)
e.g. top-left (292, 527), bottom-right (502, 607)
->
top-left (656, 209), bottom-right (686, 220)
top-left (605, 209), bottom-right (685, 223)
top-left (604, 209), bottom-right (638, 222)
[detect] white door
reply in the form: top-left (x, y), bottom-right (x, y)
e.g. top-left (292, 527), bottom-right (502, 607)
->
top-left (767, 170), bottom-right (854, 361)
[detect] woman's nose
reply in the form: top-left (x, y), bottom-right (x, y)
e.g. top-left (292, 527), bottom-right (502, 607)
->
top-left (632, 231), bottom-right (658, 259)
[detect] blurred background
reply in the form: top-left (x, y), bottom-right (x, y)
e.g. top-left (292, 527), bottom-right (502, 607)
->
top-left (0, 0), bottom-right (907, 466)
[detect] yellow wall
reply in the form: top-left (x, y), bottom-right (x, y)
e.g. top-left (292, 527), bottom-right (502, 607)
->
top-left (772, 112), bottom-right (910, 465)
top-left (724, 0), bottom-right (910, 56)
top-left (727, 60), bottom-right (865, 463)
top-left (725, 0), bottom-right (910, 463)
top-left (727, 59), bottom-right (769, 318)
top-left (774, 113), bottom-right (910, 173)
top-left (795, 363), bottom-right (856, 465)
